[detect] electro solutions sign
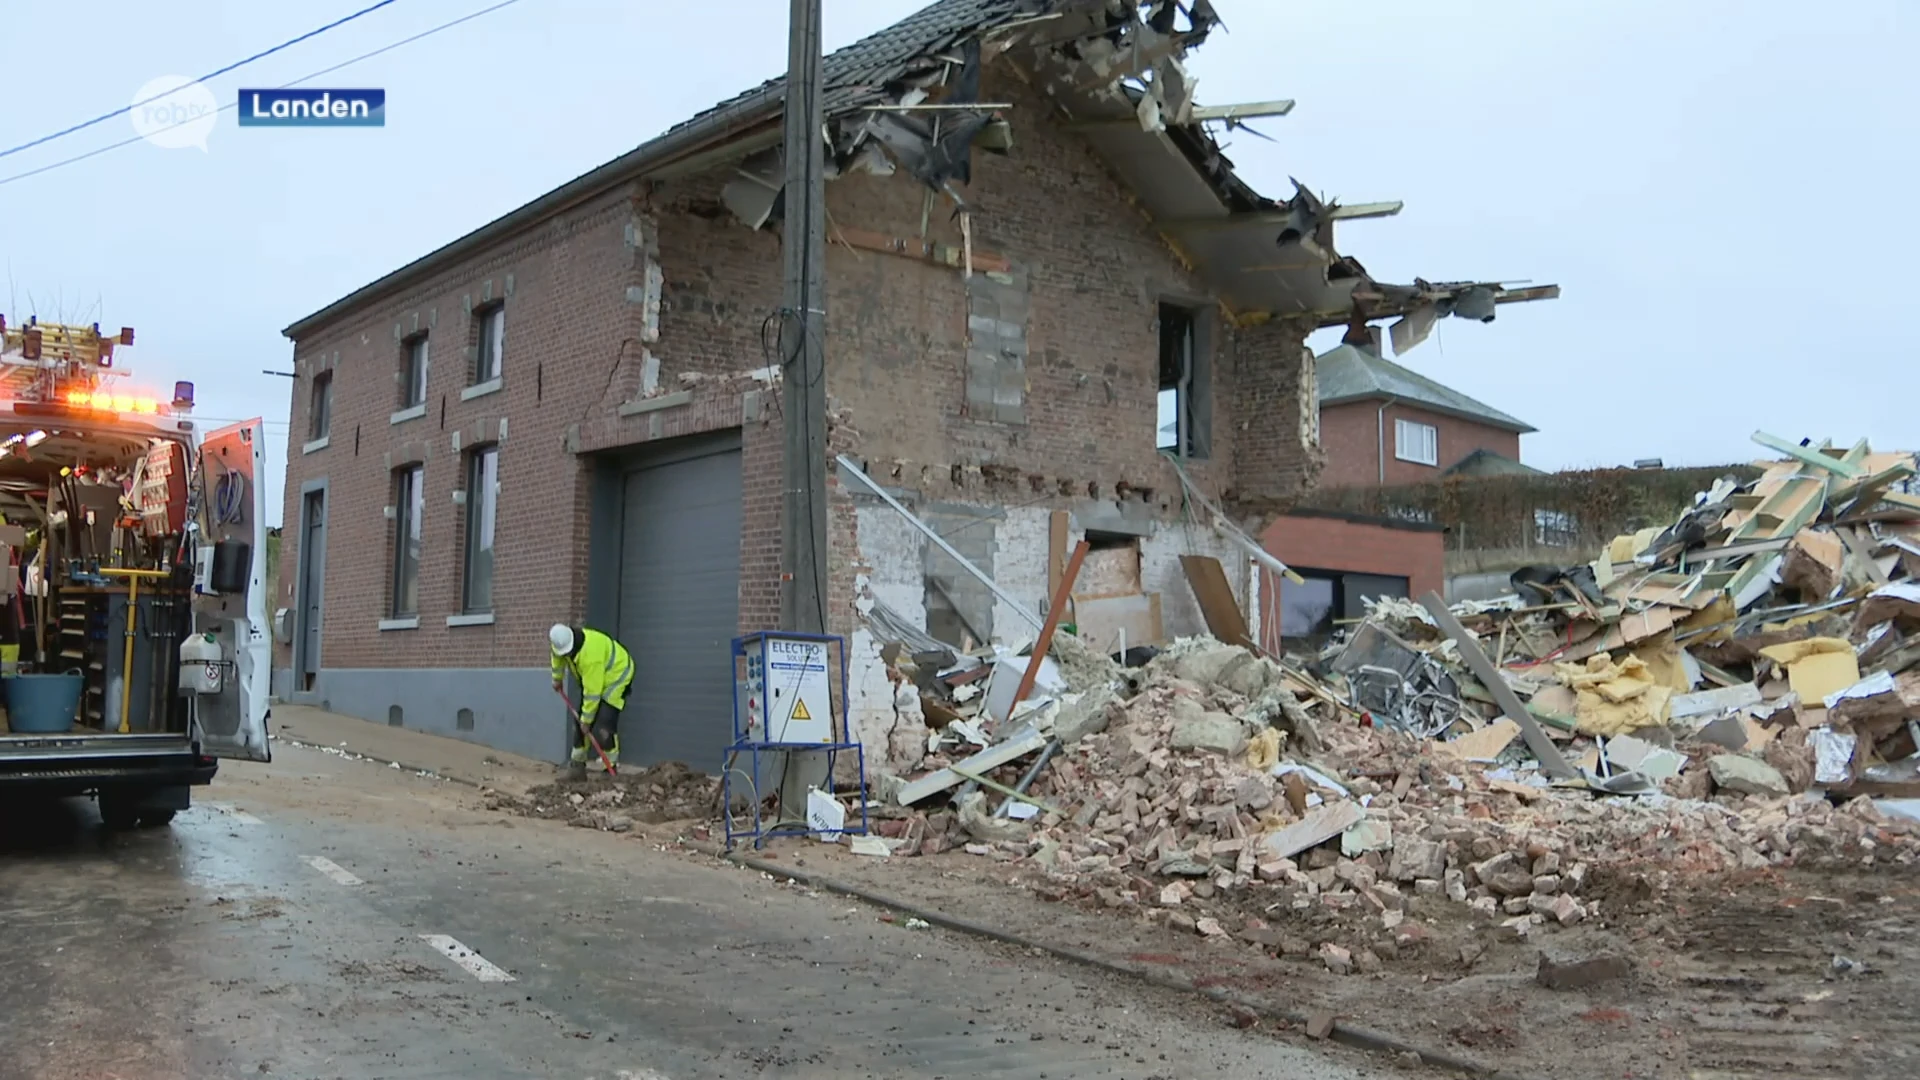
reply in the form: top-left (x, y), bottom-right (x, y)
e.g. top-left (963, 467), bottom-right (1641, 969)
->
top-left (237, 88), bottom-right (386, 128)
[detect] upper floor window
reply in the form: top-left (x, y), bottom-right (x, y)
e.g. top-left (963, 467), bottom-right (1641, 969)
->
top-left (307, 369), bottom-right (332, 442)
top-left (1156, 301), bottom-right (1210, 459)
top-left (473, 304), bottom-right (505, 385)
top-left (400, 334), bottom-right (430, 409)
top-left (1394, 418), bottom-right (1438, 467)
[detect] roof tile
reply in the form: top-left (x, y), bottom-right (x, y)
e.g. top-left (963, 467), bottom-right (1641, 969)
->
top-left (1315, 343), bottom-right (1534, 433)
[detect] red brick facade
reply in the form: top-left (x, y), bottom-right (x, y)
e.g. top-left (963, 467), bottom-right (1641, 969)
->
top-left (1263, 511), bottom-right (1444, 599)
top-left (1316, 400), bottom-right (1522, 489)
top-left (273, 65), bottom-right (1319, 678)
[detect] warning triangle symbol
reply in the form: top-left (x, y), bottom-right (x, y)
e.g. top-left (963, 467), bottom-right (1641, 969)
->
top-left (788, 698), bottom-right (812, 722)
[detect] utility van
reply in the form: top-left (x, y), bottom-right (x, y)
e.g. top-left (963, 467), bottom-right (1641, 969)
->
top-left (0, 317), bottom-right (270, 828)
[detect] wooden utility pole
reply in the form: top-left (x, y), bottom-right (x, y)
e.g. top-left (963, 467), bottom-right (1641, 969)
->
top-left (779, 0), bottom-right (830, 634)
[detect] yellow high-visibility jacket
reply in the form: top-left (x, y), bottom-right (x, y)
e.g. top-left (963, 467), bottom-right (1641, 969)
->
top-left (551, 628), bottom-right (634, 725)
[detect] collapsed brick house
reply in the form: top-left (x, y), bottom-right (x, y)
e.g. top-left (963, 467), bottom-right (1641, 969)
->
top-left (272, 0), bottom-right (1553, 768)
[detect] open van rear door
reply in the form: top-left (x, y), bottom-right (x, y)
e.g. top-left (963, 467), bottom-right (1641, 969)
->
top-left (192, 419), bottom-right (272, 762)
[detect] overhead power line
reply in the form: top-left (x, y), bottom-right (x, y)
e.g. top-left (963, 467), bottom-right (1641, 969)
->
top-left (0, 0), bottom-right (526, 190)
top-left (0, 0), bottom-right (403, 163)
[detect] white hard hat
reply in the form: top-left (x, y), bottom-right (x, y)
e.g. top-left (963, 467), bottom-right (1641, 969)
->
top-left (548, 624), bottom-right (575, 655)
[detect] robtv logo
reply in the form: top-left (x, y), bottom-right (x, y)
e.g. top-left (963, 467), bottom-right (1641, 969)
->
top-left (238, 89), bottom-right (386, 127)
top-left (130, 75), bottom-right (219, 151)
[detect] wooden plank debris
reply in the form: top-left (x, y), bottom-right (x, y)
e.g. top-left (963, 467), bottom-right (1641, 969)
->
top-left (1751, 431), bottom-right (1866, 479)
top-left (1258, 800), bottom-right (1365, 860)
top-left (1010, 539), bottom-right (1089, 714)
top-left (1074, 592), bottom-right (1164, 653)
top-left (1181, 554), bottom-right (1254, 650)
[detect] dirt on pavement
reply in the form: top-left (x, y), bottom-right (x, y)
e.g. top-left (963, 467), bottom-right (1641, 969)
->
top-left (691, 830), bottom-right (1920, 1080)
top-left (485, 761), bottom-right (718, 827)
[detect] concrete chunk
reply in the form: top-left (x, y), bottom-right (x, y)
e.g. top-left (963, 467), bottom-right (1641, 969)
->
top-left (1473, 852), bottom-right (1536, 897)
top-left (1388, 838), bottom-right (1447, 882)
top-left (1169, 712), bottom-right (1249, 757)
top-left (1536, 952), bottom-right (1632, 990)
top-left (1708, 754), bottom-right (1790, 797)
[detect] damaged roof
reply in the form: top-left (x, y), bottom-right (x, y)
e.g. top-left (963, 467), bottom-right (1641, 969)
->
top-left (285, 0), bottom-right (1555, 340)
top-left (665, 0), bottom-right (1037, 139)
top-left (1316, 343), bottom-right (1536, 434)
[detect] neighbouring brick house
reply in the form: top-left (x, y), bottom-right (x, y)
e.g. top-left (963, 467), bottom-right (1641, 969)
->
top-left (272, 0), bottom-right (1551, 767)
top-left (1259, 340), bottom-right (1538, 646)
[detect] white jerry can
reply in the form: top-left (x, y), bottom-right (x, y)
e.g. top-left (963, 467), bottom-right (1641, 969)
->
top-left (179, 632), bottom-right (224, 694)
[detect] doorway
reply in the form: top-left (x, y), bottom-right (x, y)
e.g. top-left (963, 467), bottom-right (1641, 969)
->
top-left (296, 488), bottom-right (327, 691)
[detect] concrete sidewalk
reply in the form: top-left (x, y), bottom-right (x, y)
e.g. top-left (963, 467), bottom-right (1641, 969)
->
top-left (269, 703), bottom-right (558, 793)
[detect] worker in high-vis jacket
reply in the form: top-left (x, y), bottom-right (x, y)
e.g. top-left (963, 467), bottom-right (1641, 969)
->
top-left (549, 624), bottom-right (635, 779)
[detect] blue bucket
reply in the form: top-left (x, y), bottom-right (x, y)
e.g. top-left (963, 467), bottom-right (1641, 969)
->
top-left (5, 674), bottom-right (85, 734)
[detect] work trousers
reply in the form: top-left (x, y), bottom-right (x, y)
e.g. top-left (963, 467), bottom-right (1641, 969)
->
top-left (571, 703), bottom-right (621, 762)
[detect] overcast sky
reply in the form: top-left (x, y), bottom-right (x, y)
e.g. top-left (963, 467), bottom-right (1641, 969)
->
top-left (3, 0), bottom-right (1914, 526)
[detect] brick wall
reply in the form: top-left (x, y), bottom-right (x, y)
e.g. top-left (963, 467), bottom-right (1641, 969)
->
top-left (1262, 511), bottom-right (1445, 600)
top-left (1232, 318), bottom-right (1320, 519)
top-left (277, 61), bottom-right (1320, 678)
top-left (1317, 400), bottom-right (1522, 489)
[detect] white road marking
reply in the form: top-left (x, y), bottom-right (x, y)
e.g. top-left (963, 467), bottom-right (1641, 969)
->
top-left (420, 934), bottom-right (516, 982)
top-left (301, 855), bottom-right (363, 886)
top-left (203, 802), bottom-right (263, 825)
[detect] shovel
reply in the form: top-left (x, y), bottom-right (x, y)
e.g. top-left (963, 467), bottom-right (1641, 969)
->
top-left (555, 687), bottom-right (618, 777)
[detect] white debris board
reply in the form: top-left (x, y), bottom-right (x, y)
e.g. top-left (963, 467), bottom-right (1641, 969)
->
top-left (758, 635), bottom-right (835, 743)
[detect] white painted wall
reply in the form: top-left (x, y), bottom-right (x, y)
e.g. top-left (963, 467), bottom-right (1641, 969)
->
top-left (847, 496), bottom-right (1252, 772)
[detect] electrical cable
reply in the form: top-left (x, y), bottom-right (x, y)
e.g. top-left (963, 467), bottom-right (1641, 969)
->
top-left (214, 470), bottom-right (247, 527)
top-left (0, 0), bottom-right (402, 163)
top-left (0, 0), bottom-right (525, 190)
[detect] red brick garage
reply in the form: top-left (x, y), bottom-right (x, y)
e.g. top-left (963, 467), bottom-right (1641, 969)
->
top-left (1256, 510), bottom-right (1444, 651)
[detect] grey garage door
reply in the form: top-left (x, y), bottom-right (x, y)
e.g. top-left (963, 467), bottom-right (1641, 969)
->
top-left (617, 445), bottom-right (743, 773)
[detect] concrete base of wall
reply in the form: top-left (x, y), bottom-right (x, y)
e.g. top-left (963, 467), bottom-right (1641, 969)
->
top-left (1445, 571), bottom-right (1519, 604)
top-left (275, 666), bottom-right (564, 763)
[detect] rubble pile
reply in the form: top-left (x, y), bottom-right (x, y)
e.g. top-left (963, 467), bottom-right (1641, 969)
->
top-left (487, 762), bottom-right (717, 830)
top-left (855, 434), bottom-right (1920, 964)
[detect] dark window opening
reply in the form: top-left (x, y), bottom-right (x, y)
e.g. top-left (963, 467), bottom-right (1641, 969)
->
top-left (1280, 569), bottom-right (1410, 648)
top-left (1156, 301), bottom-right (1209, 458)
top-left (308, 369), bottom-right (332, 441)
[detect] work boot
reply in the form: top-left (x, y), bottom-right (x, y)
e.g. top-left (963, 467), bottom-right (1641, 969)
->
top-left (567, 761), bottom-right (588, 781)
top-left (594, 736), bottom-right (621, 774)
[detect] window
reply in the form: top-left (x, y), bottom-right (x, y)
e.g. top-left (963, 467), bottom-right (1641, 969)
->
top-left (1280, 574), bottom-right (1337, 639)
top-left (1394, 418), bottom-right (1438, 466)
top-left (391, 465), bottom-right (424, 617)
top-left (307, 369), bottom-right (332, 441)
top-left (473, 305), bottom-right (505, 385)
top-left (1534, 508), bottom-right (1577, 548)
top-left (400, 334), bottom-right (429, 408)
top-left (1156, 302), bottom-right (1209, 458)
top-left (462, 446), bottom-right (499, 612)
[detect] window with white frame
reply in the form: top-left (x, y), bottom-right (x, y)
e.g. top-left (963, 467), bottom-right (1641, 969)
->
top-left (391, 465), bottom-right (424, 617)
top-left (473, 304), bottom-right (505, 385)
top-left (308, 369), bottom-right (332, 441)
top-left (462, 446), bottom-right (499, 612)
top-left (1394, 418), bottom-right (1438, 466)
top-left (400, 334), bottom-right (429, 409)
top-left (1534, 508), bottom-right (1577, 547)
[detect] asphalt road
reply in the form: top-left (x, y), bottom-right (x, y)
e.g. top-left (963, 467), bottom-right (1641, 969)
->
top-left (0, 743), bottom-right (1373, 1080)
